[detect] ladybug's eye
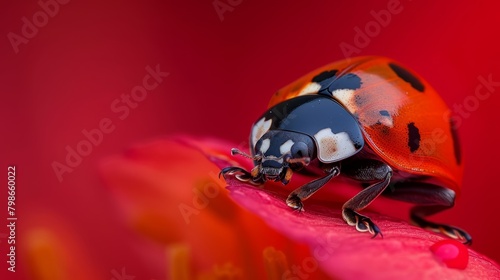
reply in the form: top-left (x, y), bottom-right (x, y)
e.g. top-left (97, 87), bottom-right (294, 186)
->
top-left (286, 142), bottom-right (311, 166)
top-left (291, 142), bottom-right (309, 159)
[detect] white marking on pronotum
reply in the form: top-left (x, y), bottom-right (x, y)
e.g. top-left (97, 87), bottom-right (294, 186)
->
top-left (260, 138), bottom-right (271, 154)
top-left (314, 128), bottom-right (357, 162)
top-left (279, 139), bottom-right (295, 155)
top-left (298, 82), bottom-right (321, 96)
top-left (251, 118), bottom-right (272, 147)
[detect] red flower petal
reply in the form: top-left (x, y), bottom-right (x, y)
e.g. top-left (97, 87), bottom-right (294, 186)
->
top-left (223, 180), bottom-right (500, 279)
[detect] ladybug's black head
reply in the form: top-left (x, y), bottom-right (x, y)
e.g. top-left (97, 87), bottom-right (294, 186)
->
top-left (232, 130), bottom-right (316, 184)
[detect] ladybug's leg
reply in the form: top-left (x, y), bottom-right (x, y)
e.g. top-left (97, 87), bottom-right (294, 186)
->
top-left (412, 205), bottom-right (472, 244)
top-left (219, 166), bottom-right (263, 185)
top-left (285, 165), bottom-right (340, 211)
top-left (342, 160), bottom-right (393, 238)
top-left (384, 183), bottom-right (472, 244)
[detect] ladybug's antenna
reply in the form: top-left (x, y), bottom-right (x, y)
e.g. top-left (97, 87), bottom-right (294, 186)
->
top-left (231, 148), bottom-right (262, 161)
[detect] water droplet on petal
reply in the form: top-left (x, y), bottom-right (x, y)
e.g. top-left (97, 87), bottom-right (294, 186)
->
top-left (430, 240), bottom-right (469, 269)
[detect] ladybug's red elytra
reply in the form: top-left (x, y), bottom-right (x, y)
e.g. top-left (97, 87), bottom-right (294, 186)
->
top-left (220, 56), bottom-right (471, 244)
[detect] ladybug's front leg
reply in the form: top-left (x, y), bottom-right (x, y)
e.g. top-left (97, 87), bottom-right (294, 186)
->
top-left (219, 166), bottom-right (264, 185)
top-left (285, 165), bottom-right (340, 211)
top-left (342, 160), bottom-right (393, 238)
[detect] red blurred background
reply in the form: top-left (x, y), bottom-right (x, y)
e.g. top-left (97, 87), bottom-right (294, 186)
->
top-left (1, 0), bottom-right (499, 279)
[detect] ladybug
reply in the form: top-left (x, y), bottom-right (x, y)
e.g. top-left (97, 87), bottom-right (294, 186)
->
top-left (220, 56), bottom-right (471, 244)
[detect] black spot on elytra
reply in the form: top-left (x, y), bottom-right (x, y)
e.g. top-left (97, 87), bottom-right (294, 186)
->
top-left (312, 70), bottom-right (338, 84)
top-left (449, 119), bottom-right (462, 165)
top-left (407, 122), bottom-right (420, 152)
top-left (311, 70), bottom-right (362, 95)
top-left (388, 63), bottom-right (425, 92)
top-left (329, 73), bottom-right (362, 91)
top-left (379, 110), bottom-right (390, 117)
